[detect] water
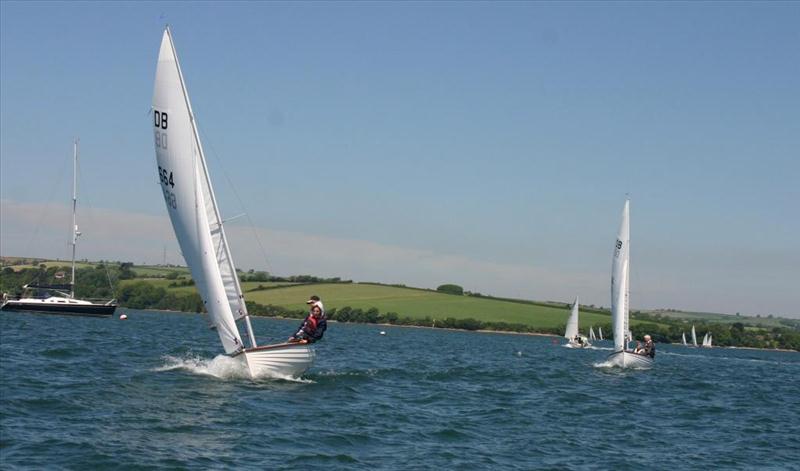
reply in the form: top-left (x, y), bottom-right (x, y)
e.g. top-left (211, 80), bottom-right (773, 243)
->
top-left (1, 310), bottom-right (798, 470)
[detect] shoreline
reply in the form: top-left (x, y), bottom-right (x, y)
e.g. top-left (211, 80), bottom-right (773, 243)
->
top-left (129, 308), bottom-right (796, 352)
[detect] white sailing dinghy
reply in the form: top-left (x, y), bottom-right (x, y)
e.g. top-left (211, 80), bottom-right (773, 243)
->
top-left (682, 332), bottom-right (687, 346)
top-left (691, 325), bottom-right (698, 347)
top-left (598, 327), bottom-right (604, 341)
top-left (564, 296), bottom-right (591, 348)
top-left (589, 326), bottom-right (597, 342)
top-left (606, 199), bottom-right (653, 368)
top-left (151, 27), bottom-right (314, 378)
top-left (702, 332), bottom-right (713, 348)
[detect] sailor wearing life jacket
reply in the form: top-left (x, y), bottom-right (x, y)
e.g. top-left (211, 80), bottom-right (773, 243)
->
top-left (289, 296), bottom-right (327, 344)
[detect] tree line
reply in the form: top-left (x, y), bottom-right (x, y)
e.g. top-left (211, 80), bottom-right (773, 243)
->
top-left (2, 265), bottom-right (798, 351)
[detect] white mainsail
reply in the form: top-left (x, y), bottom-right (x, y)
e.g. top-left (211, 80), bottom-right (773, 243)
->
top-left (606, 198), bottom-right (652, 368)
top-left (151, 27), bottom-right (314, 379)
top-left (691, 325), bottom-right (698, 347)
top-left (611, 199), bottom-right (630, 353)
top-left (589, 326), bottom-right (597, 341)
top-left (702, 332), bottom-right (712, 347)
top-left (599, 327), bottom-right (604, 341)
top-left (682, 332), bottom-right (687, 346)
top-left (152, 27), bottom-right (251, 355)
top-left (564, 296), bottom-right (580, 339)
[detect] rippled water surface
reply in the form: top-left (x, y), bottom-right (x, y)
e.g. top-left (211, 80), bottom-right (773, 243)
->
top-left (1, 310), bottom-right (798, 469)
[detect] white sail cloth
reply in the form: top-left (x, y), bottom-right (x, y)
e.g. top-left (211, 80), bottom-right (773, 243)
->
top-left (152, 28), bottom-right (247, 354)
top-left (564, 296), bottom-right (580, 339)
top-left (611, 199), bottom-right (630, 353)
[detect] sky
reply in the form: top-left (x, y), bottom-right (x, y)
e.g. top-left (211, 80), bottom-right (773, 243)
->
top-left (1, 2), bottom-right (798, 317)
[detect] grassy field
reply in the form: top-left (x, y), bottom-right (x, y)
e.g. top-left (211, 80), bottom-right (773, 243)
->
top-left (647, 309), bottom-right (793, 329)
top-left (112, 278), bottom-right (671, 331)
top-left (131, 265), bottom-right (191, 277)
top-left (241, 282), bottom-right (619, 330)
top-left (3, 260), bottom-right (97, 271)
top-left (119, 279), bottom-right (297, 294)
top-left (0, 257), bottom-right (682, 332)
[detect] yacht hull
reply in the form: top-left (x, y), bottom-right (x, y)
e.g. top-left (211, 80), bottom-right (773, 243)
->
top-left (1, 300), bottom-right (116, 317)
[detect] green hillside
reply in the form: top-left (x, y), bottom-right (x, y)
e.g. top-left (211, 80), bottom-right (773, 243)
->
top-left (647, 309), bottom-right (791, 329)
top-left (241, 282), bottom-right (615, 331)
top-left (3, 257), bottom-right (798, 348)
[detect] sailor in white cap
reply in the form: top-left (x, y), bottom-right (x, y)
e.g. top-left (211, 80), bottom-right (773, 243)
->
top-left (306, 295), bottom-right (324, 315)
top-left (288, 295), bottom-right (327, 344)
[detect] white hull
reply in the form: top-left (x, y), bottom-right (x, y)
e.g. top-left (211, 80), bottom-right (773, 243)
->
top-left (237, 343), bottom-right (315, 378)
top-left (607, 350), bottom-right (653, 369)
top-left (1, 296), bottom-right (116, 316)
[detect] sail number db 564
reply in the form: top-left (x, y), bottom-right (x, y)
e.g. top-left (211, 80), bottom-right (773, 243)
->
top-left (154, 109), bottom-right (177, 209)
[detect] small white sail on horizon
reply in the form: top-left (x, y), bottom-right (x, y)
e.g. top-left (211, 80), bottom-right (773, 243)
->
top-left (606, 199), bottom-right (652, 368)
top-left (702, 332), bottom-right (712, 348)
top-left (564, 296), bottom-right (590, 348)
top-left (692, 325), bottom-right (698, 347)
top-left (564, 296), bottom-right (580, 340)
top-left (599, 326), bottom-right (604, 341)
top-left (682, 332), bottom-right (687, 346)
top-left (589, 326), bottom-right (597, 341)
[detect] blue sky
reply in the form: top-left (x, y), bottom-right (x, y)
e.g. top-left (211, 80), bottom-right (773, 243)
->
top-left (1, 2), bottom-right (798, 317)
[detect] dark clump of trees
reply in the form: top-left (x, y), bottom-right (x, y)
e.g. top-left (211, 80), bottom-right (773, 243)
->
top-left (1, 263), bottom-right (131, 300)
top-left (116, 281), bottom-right (203, 312)
top-left (436, 284), bottom-right (464, 295)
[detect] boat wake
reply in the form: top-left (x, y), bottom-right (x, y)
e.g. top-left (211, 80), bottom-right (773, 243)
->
top-left (154, 354), bottom-right (251, 380)
top-left (154, 354), bottom-right (314, 383)
top-left (586, 345), bottom-right (614, 351)
top-left (592, 359), bottom-right (651, 370)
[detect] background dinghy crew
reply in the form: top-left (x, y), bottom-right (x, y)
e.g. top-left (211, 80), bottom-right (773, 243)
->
top-left (635, 335), bottom-right (656, 358)
top-left (641, 335), bottom-right (655, 358)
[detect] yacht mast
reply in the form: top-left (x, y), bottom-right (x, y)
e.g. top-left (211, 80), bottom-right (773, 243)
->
top-left (70, 139), bottom-right (80, 299)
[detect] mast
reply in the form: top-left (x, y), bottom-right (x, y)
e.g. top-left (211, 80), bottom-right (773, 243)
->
top-left (164, 26), bottom-right (257, 348)
top-left (70, 139), bottom-right (80, 299)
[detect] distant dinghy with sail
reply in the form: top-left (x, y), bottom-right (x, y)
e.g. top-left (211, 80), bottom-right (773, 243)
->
top-left (605, 199), bottom-right (653, 368)
top-left (151, 26), bottom-right (314, 378)
top-left (564, 296), bottom-right (591, 348)
top-left (1, 141), bottom-right (117, 317)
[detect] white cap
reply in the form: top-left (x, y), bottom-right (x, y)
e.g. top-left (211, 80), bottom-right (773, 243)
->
top-left (309, 300), bottom-right (325, 315)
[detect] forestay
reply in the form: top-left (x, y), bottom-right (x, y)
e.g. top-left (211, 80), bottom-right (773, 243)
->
top-left (152, 28), bottom-right (247, 354)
